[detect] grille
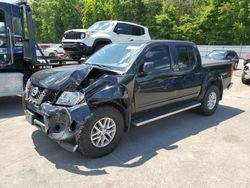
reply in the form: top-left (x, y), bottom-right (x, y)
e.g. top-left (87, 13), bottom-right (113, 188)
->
top-left (27, 84), bottom-right (59, 105)
top-left (64, 32), bottom-right (82, 39)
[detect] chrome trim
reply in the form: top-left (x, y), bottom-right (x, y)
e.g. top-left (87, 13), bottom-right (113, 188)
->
top-left (34, 119), bottom-right (45, 128)
top-left (7, 27), bottom-right (14, 64)
top-left (135, 103), bottom-right (201, 127)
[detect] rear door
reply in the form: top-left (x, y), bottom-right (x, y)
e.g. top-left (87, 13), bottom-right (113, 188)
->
top-left (113, 23), bottom-right (133, 42)
top-left (130, 25), bottom-right (146, 41)
top-left (11, 5), bottom-right (24, 61)
top-left (0, 5), bottom-right (13, 66)
top-left (171, 45), bottom-right (203, 101)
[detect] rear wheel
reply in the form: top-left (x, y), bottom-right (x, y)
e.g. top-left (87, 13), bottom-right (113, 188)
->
top-left (242, 76), bottom-right (249, 84)
top-left (198, 85), bottom-right (220, 116)
top-left (77, 105), bottom-right (124, 158)
top-left (234, 62), bottom-right (238, 70)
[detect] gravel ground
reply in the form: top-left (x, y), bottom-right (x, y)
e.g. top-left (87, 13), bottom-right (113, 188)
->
top-left (0, 63), bottom-right (249, 188)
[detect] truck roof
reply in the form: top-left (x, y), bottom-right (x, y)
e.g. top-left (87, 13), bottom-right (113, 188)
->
top-left (98, 20), bottom-right (149, 29)
top-left (117, 40), bottom-right (196, 46)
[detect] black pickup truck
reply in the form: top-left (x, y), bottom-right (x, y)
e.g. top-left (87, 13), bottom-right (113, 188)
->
top-left (24, 40), bottom-right (233, 157)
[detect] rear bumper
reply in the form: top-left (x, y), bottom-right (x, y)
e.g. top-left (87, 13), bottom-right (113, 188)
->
top-left (242, 70), bottom-right (250, 80)
top-left (24, 102), bottom-right (92, 142)
top-left (62, 42), bottom-right (93, 56)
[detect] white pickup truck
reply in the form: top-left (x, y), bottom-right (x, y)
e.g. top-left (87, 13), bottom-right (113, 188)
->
top-left (61, 20), bottom-right (151, 60)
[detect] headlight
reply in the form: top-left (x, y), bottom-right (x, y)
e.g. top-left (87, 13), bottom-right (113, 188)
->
top-left (80, 33), bottom-right (85, 39)
top-left (56, 91), bottom-right (85, 106)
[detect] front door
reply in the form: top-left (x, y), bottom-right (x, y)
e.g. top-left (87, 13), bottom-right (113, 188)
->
top-left (134, 45), bottom-right (176, 112)
top-left (0, 4), bottom-right (24, 71)
top-left (172, 45), bottom-right (202, 101)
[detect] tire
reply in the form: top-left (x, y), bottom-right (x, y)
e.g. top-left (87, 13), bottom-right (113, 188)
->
top-left (70, 56), bottom-right (82, 60)
top-left (234, 62), bottom-right (238, 70)
top-left (198, 85), bottom-right (220, 116)
top-left (49, 52), bottom-right (56, 57)
top-left (241, 76), bottom-right (249, 85)
top-left (77, 105), bottom-right (124, 158)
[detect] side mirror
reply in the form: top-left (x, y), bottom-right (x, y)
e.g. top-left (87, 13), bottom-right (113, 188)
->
top-left (143, 62), bottom-right (154, 73)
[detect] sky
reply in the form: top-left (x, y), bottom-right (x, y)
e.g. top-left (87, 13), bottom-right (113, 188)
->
top-left (0, 0), bottom-right (16, 4)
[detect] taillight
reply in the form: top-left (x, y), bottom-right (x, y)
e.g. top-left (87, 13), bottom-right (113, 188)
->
top-left (230, 64), bottom-right (234, 77)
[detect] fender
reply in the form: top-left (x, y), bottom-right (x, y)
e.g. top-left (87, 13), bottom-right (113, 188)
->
top-left (198, 73), bottom-right (223, 101)
top-left (85, 75), bottom-right (131, 131)
top-left (93, 38), bottom-right (112, 47)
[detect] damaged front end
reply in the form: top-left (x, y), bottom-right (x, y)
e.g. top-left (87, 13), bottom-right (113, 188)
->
top-left (24, 97), bottom-right (93, 152)
top-left (24, 64), bottom-right (127, 152)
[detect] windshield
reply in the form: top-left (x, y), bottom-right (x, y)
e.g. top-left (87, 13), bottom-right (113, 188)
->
top-left (0, 10), bottom-right (5, 33)
top-left (207, 51), bottom-right (226, 60)
top-left (88, 21), bottom-right (115, 31)
top-left (84, 43), bottom-right (145, 72)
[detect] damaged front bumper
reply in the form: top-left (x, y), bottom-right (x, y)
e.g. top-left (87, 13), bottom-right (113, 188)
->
top-left (24, 102), bottom-right (92, 152)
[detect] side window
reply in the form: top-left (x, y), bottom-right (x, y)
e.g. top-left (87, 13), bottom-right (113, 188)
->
top-left (131, 25), bottom-right (145, 36)
top-left (0, 10), bottom-right (6, 33)
top-left (176, 46), bottom-right (196, 71)
top-left (114, 23), bottom-right (131, 35)
top-left (227, 52), bottom-right (237, 59)
top-left (144, 46), bottom-right (171, 71)
top-left (12, 17), bottom-right (22, 35)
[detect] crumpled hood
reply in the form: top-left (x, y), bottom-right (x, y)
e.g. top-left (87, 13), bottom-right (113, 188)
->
top-left (30, 64), bottom-right (93, 91)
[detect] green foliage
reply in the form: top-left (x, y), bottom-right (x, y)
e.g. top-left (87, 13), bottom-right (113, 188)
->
top-left (31, 0), bottom-right (83, 43)
top-left (31, 0), bottom-right (250, 44)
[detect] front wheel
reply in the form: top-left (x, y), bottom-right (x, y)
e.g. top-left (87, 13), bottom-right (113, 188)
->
top-left (198, 85), bottom-right (220, 116)
top-left (77, 105), bottom-right (124, 158)
top-left (49, 52), bottom-right (56, 57)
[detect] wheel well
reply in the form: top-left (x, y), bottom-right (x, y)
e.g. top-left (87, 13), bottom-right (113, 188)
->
top-left (95, 101), bottom-right (129, 132)
top-left (211, 79), bottom-right (223, 100)
top-left (94, 39), bottom-right (112, 46)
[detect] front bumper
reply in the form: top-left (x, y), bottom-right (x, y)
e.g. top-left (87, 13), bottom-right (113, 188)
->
top-left (242, 70), bottom-right (250, 80)
top-left (25, 102), bottom-right (92, 143)
top-left (62, 42), bottom-right (93, 56)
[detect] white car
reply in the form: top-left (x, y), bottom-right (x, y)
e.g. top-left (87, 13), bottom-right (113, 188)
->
top-left (36, 44), bottom-right (65, 58)
top-left (62, 20), bottom-right (151, 60)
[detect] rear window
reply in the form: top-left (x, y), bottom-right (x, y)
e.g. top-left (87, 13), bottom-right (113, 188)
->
top-left (131, 25), bottom-right (145, 36)
top-left (12, 17), bottom-right (22, 35)
top-left (176, 46), bottom-right (196, 71)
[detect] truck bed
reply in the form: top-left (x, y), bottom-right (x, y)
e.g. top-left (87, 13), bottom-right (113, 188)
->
top-left (202, 59), bottom-right (232, 67)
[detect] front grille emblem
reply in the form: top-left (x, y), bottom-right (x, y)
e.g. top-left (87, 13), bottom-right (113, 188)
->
top-left (31, 87), bottom-right (39, 97)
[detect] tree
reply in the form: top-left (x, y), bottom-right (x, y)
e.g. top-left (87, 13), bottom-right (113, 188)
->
top-left (31, 0), bottom-right (250, 45)
top-left (31, 0), bottom-right (83, 43)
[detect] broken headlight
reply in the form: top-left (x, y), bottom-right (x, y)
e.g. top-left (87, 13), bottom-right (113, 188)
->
top-left (56, 91), bottom-right (85, 106)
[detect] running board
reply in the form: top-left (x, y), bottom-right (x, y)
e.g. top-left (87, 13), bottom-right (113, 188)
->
top-left (133, 103), bottom-right (201, 127)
